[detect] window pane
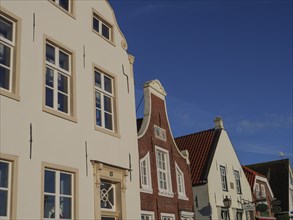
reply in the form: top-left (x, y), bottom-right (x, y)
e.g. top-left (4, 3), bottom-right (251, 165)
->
top-left (0, 16), bottom-right (13, 41)
top-left (45, 87), bottom-right (54, 108)
top-left (102, 23), bottom-right (110, 40)
top-left (95, 71), bottom-right (101, 88)
top-left (44, 170), bottom-right (55, 193)
top-left (95, 92), bottom-right (101, 108)
top-left (59, 51), bottom-right (69, 71)
top-left (93, 17), bottom-right (99, 33)
top-left (104, 113), bottom-right (113, 130)
top-left (46, 44), bottom-right (55, 64)
top-left (0, 43), bottom-right (11, 67)
top-left (60, 173), bottom-right (71, 195)
top-left (58, 93), bottom-right (68, 113)
top-left (0, 162), bottom-right (9, 188)
top-left (60, 197), bottom-right (72, 219)
top-left (100, 182), bottom-right (114, 209)
top-left (46, 67), bottom-right (54, 87)
top-left (104, 76), bottom-right (112, 93)
top-left (44, 195), bottom-right (55, 218)
top-left (96, 109), bottom-right (102, 126)
top-left (0, 66), bottom-right (10, 90)
top-left (104, 96), bottom-right (112, 113)
top-left (58, 73), bottom-right (68, 93)
top-left (0, 190), bottom-right (8, 216)
top-left (59, 0), bottom-right (69, 11)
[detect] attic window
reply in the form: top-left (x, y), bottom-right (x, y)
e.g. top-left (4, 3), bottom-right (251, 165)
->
top-left (93, 11), bottom-right (113, 42)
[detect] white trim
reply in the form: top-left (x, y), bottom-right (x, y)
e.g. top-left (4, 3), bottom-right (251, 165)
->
top-left (180, 211), bottom-right (194, 220)
top-left (155, 146), bottom-right (173, 198)
top-left (0, 160), bottom-right (12, 219)
top-left (140, 152), bottom-right (153, 193)
top-left (175, 162), bottom-right (188, 200)
top-left (141, 211), bottom-right (155, 220)
top-left (137, 80), bottom-right (190, 165)
top-left (161, 213), bottom-right (176, 220)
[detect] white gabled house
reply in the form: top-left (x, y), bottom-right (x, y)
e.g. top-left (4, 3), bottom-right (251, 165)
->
top-left (175, 117), bottom-right (253, 220)
top-left (0, 1), bottom-right (140, 219)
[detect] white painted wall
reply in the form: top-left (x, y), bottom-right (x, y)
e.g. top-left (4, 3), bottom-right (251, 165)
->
top-left (193, 184), bottom-right (210, 220)
top-left (207, 130), bottom-right (252, 220)
top-left (0, 1), bottom-right (140, 219)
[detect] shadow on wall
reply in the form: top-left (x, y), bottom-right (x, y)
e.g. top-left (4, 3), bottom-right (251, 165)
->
top-left (198, 204), bottom-right (212, 216)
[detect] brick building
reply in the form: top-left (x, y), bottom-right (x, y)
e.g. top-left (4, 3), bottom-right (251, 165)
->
top-left (137, 80), bottom-right (194, 220)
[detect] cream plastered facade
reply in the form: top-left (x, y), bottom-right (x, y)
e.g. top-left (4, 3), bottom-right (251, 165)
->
top-left (0, 0), bottom-right (140, 219)
top-left (193, 129), bottom-right (253, 220)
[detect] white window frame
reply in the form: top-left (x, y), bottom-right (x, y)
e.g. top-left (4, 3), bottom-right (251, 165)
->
top-left (234, 170), bottom-right (242, 194)
top-left (92, 12), bottom-right (113, 42)
top-left (94, 68), bottom-right (115, 132)
top-left (260, 184), bottom-right (266, 198)
top-left (220, 166), bottom-right (228, 191)
top-left (43, 168), bottom-right (74, 219)
top-left (100, 180), bottom-right (116, 212)
top-left (45, 41), bottom-right (71, 115)
top-left (0, 160), bottom-right (12, 219)
top-left (255, 183), bottom-right (260, 198)
top-left (141, 211), bottom-right (155, 220)
top-left (140, 152), bottom-right (153, 193)
top-left (175, 163), bottom-right (188, 200)
top-left (0, 13), bottom-right (15, 93)
top-left (155, 146), bottom-right (173, 197)
top-left (161, 213), bottom-right (175, 220)
top-left (49, 0), bottom-right (73, 14)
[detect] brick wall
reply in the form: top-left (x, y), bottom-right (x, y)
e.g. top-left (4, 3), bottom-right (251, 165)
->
top-left (138, 93), bottom-right (194, 219)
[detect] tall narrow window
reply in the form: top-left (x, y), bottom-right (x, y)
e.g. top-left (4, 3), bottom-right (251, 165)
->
top-left (93, 12), bottom-right (113, 42)
top-left (0, 160), bottom-right (11, 218)
top-left (234, 170), bottom-right (242, 194)
top-left (156, 147), bottom-right (173, 197)
top-left (0, 10), bottom-right (20, 100)
top-left (260, 184), bottom-right (266, 198)
top-left (140, 152), bottom-right (152, 193)
top-left (43, 168), bottom-right (74, 219)
top-left (255, 183), bottom-right (260, 198)
top-left (45, 41), bottom-right (71, 115)
top-left (175, 163), bottom-right (187, 199)
top-left (94, 69), bottom-right (115, 132)
top-left (220, 166), bottom-right (228, 191)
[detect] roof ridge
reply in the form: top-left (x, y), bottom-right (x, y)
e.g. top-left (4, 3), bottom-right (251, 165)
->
top-left (175, 128), bottom-right (218, 139)
top-left (242, 165), bottom-right (266, 177)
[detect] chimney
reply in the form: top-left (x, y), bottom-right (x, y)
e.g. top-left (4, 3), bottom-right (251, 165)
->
top-left (214, 116), bottom-right (224, 129)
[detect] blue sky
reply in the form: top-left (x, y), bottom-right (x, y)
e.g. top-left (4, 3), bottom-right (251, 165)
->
top-left (109, 0), bottom-right (293, 166)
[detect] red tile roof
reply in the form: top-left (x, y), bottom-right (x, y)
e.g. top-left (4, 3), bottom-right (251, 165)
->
top-left (175, 129), bottom-right (222, 186)
top-left (242, 166), bottom-right (265, 190)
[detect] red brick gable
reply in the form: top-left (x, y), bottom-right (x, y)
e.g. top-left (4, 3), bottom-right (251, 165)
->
top-left (138, 81), bottom-right (194, 219)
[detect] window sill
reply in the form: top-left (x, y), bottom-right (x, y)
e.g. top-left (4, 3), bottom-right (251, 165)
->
top-left (42, 106), bottom-right (77, 123)
top-left (48, 0), bottom-right (76, 19)
top-left (92, 29), bottom-right (116, 47)
top-left (140, 187), bottom-right (153, 194)
top-left (158, 190), bottom-right (174, 198)
top-left (94, 126), bottom-right (121, 139)
top-left (0, 89), bottom-right (20, 102)
top-left (178, 194), bottom-right (189, 201)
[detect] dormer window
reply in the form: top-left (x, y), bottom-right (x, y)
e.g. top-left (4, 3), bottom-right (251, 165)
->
top-left (93, 11), bottom-right (113, 43)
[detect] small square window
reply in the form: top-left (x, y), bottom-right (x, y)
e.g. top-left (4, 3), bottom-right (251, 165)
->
top-left (93, 12), bottom-right (113, 42)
